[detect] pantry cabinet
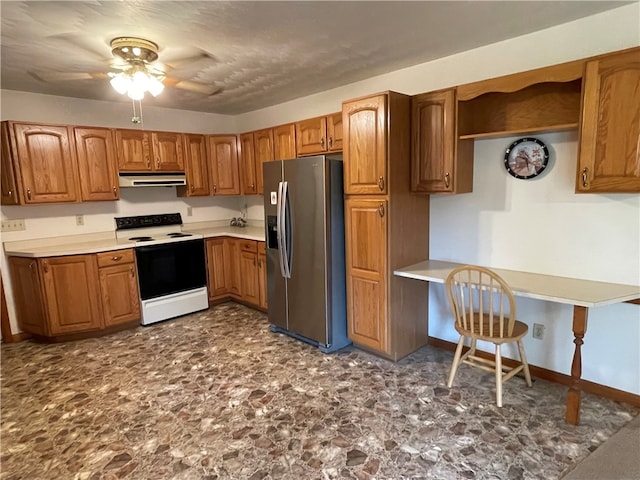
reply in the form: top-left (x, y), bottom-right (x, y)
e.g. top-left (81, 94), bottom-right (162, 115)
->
top-left (6, 122), bottom-right (80, 204)
top-left (178, 134), bottom-right (210, 197)
top-left (411, 89), bottom-right (473, 194)
top-left (343, 95), bottom-right (387, 195)
top-left (576, 47), bottom-right (640, 193)
top-left (342, 91), bottom-right (430, 361)
top-left (97, 249), bottom-right (140, 327)
top-left (74, 127), bottom-right (120, 201)
top-left (208, 135), bottom-right (241, 195)
top-left (295, 112), bottom-right (343, 156)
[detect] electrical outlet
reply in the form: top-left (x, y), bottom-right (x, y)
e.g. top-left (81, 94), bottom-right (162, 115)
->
top-left (1, 219), bottom-right (26, 231)
top-left (532, 323), bottom-right (545, 340)
top-left (76, 215), bottom-right (84, 226)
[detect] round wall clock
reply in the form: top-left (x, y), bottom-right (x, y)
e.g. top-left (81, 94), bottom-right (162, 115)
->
top-left (503, 137), bottom-right (549, 179)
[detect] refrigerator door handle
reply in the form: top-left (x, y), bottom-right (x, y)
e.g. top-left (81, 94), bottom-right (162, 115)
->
top-left (276, 181), bottom-right (287, 278)
top-left (281, 181), bottom-right (292, 278)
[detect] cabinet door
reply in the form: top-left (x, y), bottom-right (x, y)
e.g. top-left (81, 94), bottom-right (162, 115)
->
top-left (273, 123), bottom-right (296, 161)
top-left (225, 238), bottom-right (241, 297)
top-left (239, 250), bottom-right (260, 305)
top-left (411, 89), bottom-right (456, 193)
top-left (1, 122), bottom-right (20, 205)
top-left (152, 131), bottom-right (184, 171)
top-left (577, 48), bottom-right (640, 193)
top-left (258, 244), bottom-right (268, 309)
top-left (40, 255), bottom-right (103, 335)
top-left (239, 133), bottom-right (258, 195)
top-left (345, 198), bottom-right (388, 352)
top-left (208, 135), bottom-right (240, 195)
top-left (254, 129), bottom-right (274, 195)
top-left (8, 256), bottom-right (48, 336)
top-left (115, 129), bottom-right (152, 171)
top-left (295, 116), bottom-right (327, 156)
top-left (206, 238), bottom-right (228, 299)
top-left (181, 134), bottom-right (210, 196)
top-left (327, 112), bottom-right (343, 152)
top-left (74, 127), bottom-right (119, 201)
top-left (10, 123), bottom-right (79, 203)
top-left (99, 263), bottom-right (140, 326)
top-left (343, 95), bottom-right (387, 194)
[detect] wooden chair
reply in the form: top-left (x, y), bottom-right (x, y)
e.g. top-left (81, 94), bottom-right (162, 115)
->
top-left (445, 265), bottom-right (532, 407)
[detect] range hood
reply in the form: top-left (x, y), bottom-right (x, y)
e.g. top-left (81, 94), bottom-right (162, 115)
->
top-left (118, 172), bottom-right (187, 187)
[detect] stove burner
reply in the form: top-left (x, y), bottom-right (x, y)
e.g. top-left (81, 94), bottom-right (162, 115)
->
top-left (167, 233), bottom-right (192, 238)
top-left (129, 236), bottom-right (154, 242)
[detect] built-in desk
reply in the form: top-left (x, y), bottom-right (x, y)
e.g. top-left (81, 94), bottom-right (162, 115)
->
top-left (394, 259), bottom-right (640, 425)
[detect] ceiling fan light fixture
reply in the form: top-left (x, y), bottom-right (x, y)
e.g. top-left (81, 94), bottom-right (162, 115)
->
top-left (110, 72), bottom-right (131, 95)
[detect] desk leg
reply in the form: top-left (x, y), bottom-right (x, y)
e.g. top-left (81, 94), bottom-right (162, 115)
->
top-left (566, 305), bottom-right (588, 425)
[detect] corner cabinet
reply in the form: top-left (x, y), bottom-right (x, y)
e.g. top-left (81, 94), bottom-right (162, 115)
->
top-left (342, 91), bottom-right (430, 361)
top-left (411, 89), bottom-right (473, 194)
top-left (576, 47), bottom-right (640, 193)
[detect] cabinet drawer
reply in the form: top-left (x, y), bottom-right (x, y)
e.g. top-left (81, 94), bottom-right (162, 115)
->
top-left (238, 240), bottom-right (257, 253)
top-left (97, 249), bottom-right (135, 267)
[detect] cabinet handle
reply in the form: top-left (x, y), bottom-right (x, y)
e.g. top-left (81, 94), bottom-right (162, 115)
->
top-left (145, 155), bottom-right (151, 168)
top-left (42, 260), bottom-right (49, 273)
top-left (213, 184), bottom-right (217, 193)
top-left (112, 186), bottom-right (117, 197)
top-left (28, 261), bottom-right (34, 270)
top-left (320, 137), bottom-right (325, 149)
top-left (27, 188), bottom-right (31, 200)
top-left (582, 168), bottom-right (589, 188)
top-left (111, 255), bottom-right (122, 261)
top-left (250, 183), bottom-right (255, 189)
top-left (130, 267), bottom-right (135, 277)
top-left (155, 158), bottom-right (160, 168)
top-left (444, 172), bottom-right (450, 188)
top-left (328, 137), bottom-right (333, 149)
top-left (378, 176), bottom-right (385, 191)
top-left (378, 203), bottom-right (385, 218)
top-left (190, 184), bottom-right (194, 192)
top-left (7, 190), bottom-right (12, 198)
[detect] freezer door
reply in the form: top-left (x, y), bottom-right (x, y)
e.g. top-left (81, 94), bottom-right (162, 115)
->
top-left (263, 161), bottom-right (287, 330)
top-left (283, 156), bottom-right (329, 344)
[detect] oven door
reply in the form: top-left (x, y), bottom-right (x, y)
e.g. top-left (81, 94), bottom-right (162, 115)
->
top-left (135, 239), bottom-right (206, 300)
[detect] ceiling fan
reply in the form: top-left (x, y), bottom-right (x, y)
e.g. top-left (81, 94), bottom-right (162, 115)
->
top-left (30, 36), bottom-right (222, 99)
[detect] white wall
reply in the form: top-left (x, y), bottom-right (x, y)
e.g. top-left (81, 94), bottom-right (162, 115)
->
top-left (1, 4), bottom-right (639, 393)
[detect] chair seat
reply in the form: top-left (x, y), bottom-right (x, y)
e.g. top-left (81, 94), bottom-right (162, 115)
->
top-left (454, 314), bottom-right (529, 344)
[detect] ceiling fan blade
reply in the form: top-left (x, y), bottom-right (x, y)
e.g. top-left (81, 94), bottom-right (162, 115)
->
top-left (165, 78), bottom-right (222, 96)
top-left (47, 33), bottom-right (111, 63)
top-left (161, 50), bottom-right (217, 70)
top-left (29, 71), bottom-right (109, 82)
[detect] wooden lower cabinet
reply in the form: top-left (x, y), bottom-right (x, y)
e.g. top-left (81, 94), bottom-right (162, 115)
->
top-left (8, 250), bottom-right (141, 338)
top-left (205, 237), bottom-right (265, 309)
top-left (258, 242), bottom-right (267, 309)
top-left (97, 250), bottom-right (140, 326)
top-left (345, 198), bottom-right (388, 352)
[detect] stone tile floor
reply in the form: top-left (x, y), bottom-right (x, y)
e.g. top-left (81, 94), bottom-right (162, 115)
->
top-left (1, 303), bottom-right (637, 480)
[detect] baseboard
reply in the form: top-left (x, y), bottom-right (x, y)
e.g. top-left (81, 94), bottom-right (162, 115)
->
top-left (428, 336), bottom-right (640, 408)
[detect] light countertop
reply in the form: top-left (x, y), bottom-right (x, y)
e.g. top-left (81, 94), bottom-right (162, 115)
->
top-left (3, 222), bottom-right (265, 258)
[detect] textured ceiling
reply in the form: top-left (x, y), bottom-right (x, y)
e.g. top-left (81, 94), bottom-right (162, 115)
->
top-left (0, 1), bottom-right (630, 115)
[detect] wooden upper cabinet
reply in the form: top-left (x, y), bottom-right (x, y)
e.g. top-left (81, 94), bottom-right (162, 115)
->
top-left (273, 123), bottom-right (296, 161)
top-left (1, 122), bottom-right (20, 205)
top-left (208, 135), bottom-right (240, 195)
top-left (115, 129), bottom-right (152, 171)
top-left (74, 127), bottom-right (119, 201)
top-left (577, 47), bottom-right (640, 193)
top-left (254, 128), bottom-right (274, 195)
top-left (178, 134), bottom-right (210, 197)
top-left (239, 132), bottom-right (258, 195)
top-left (151, 131), bottom-right (184, 171)
top-left (343, 95), bottom-right (388, 195)
top-left (411, 89), bottom-right (473, 194)
top-left (9, 122), bottom-right (79, 204)
top-left (295, 112), bottom-right (343, 157)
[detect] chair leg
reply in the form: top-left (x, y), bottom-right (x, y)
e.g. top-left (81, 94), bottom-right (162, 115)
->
top-left (447, 336), bottom-right (465, 388)
top-left (495, 344), bottom-right (503, 407)
top-left (517, 340), bottom-right (533, 387)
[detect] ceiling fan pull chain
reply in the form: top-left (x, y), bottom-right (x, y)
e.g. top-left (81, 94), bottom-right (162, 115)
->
top-left (131, 98), bottom-right (144, 128)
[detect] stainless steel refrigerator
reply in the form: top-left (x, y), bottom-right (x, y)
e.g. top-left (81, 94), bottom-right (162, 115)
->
top-left (263, 154), bottom-right (350, 353)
